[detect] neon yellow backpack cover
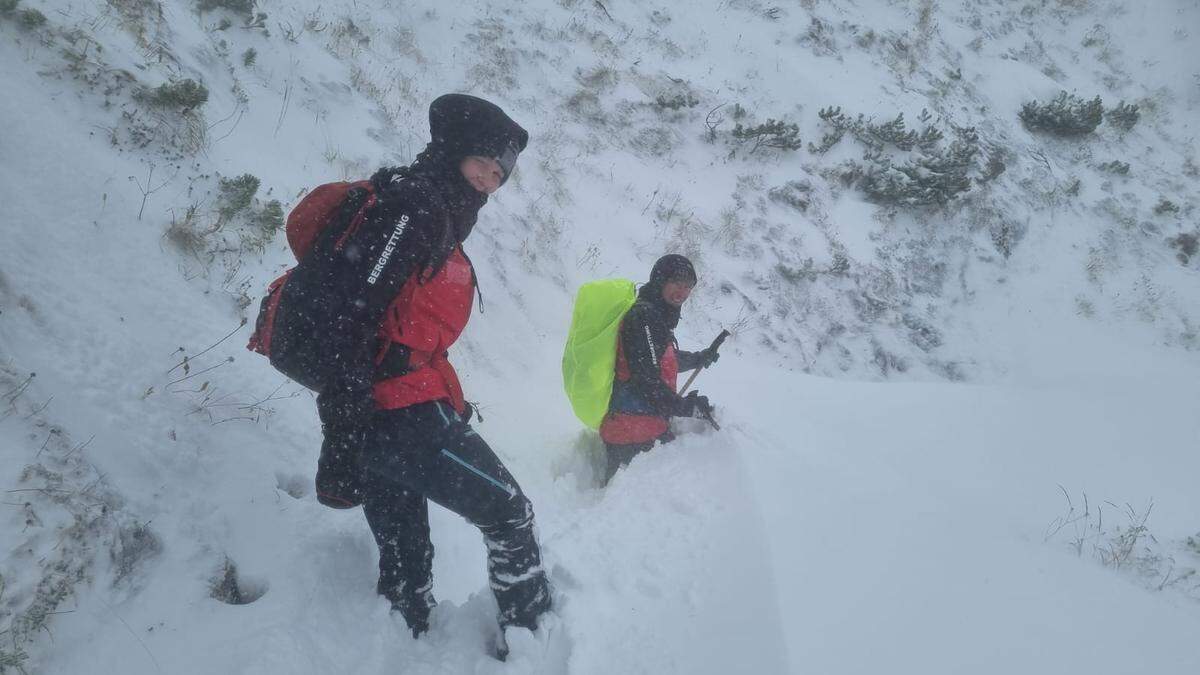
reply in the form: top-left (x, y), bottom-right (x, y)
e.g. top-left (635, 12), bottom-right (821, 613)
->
top-left (562, 279), bottom-right (637, 429)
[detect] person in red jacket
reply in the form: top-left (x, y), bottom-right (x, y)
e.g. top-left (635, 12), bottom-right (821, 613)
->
top-left (276, 94), bottom-right (549, 643)
top-left (599, 254), bottom-right (719, 483)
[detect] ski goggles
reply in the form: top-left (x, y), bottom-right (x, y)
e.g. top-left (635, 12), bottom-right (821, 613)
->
top-left (496, 140), bottom-right (521, 184)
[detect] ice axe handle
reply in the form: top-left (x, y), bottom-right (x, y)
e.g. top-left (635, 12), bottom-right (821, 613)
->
top-left (708, 330), bottom-right (730, 353)
top-left (678, 330), bottom-right (730, 395)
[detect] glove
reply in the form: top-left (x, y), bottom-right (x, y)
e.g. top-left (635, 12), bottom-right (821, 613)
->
top-left (698, 347), bottom-right (721, 368)
top-left (672, 391), bottom-right (712, 419)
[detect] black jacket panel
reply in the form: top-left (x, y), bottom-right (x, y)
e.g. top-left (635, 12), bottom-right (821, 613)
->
top-left (617, 300), bottom-right (681, 417)
top-left (275, 178), bottom-right (451, 415)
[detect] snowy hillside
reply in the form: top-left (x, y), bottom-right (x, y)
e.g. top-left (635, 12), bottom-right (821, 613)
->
top-left (1, 0), bottom-right (1198, 673)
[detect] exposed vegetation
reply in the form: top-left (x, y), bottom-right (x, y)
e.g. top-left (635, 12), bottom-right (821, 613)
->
top-left (731, 118), bottom-right (802, 153)
top-left (1153, 198), bottom-right (1179, 216)
top-left (1019, 92), bottom-right (1104, 136)
top-left (196, 0), bottom-right (253, 15)
top-left (16, 6), bottom-right (46, 29)
top-left (138, 79), bottom-right (210, 111)
top-left (216, 173), bottom-right (260, 222)
top-left (1105, 100), bottom-right (1140, 132)
top-left (815, 106), bottom-right (981, 207)
top-left (1170, 232), bottom-right (1197, 265)
top-left (654, 93), bottom-right (699, 111)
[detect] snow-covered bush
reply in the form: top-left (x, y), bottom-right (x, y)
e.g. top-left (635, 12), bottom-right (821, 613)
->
top-left (15, 6), bottom-right (45, 29)
top-left (654, 92), bottom-right (699, 111)
top-left (730, 118), bottom-right (802, 153)
top-left (196, 0), bottom-right (253, 16)
top-left (1169, 232), bottom-right (1197, 264)
top-left (860, 138), bottom-right (977, 207)
top-left (137, 78), bottom-right (209, 111)
top-left (812, 106), bottom-right (979, 207)
top-left (811, 106), bottom-right (942, 153)
top-left (1105, 100), bottom-right (1140, 131)
top-left (1019, 92), bottom-right (1104, 136)
top-left (216, 173), bottom-right (261, 222)
top-left (768, 181), bottom-right (811, 212)
top-left (1098, 160), bottom-right (1130, 174)
top-left (0, 0), bottom-right (19, 15)
top-left (1153, 198), bottom-right (1179, 216)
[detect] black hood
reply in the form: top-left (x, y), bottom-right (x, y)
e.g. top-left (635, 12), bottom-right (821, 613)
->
top-left (370, 94), bottom-right (529, 244)
top-left (637, 254), bottom-right (696, 330)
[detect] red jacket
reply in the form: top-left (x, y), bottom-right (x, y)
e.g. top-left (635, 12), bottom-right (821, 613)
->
top-left (599, 327), bottom-right (679, 445)
top-left (373, 247), bottom-right (474, 415)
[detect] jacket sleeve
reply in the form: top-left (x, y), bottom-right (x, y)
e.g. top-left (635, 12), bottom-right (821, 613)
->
top-left (619, 304), bottom-right (681, 417)
top-left (676, 350), bottom-right (703, 373)
top-left (318, 180), bottom-right (445, 418)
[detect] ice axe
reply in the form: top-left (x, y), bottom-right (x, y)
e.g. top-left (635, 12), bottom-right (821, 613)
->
top-left (678, 329), bottom-right (730, 430)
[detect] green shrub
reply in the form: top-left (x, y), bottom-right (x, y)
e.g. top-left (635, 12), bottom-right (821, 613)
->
top-left (0, 0), bottom-right (20, 15)
top-left (17, 6), bottom-right (46, 29)
top-left (1153, 198), bottom-right (1179, 215)
top-left (978, 148), bottom-right (1008, 183)
top-left (196, 0), bottom-right (253, 15)
top-left (767, 181), bottom-right (811, 212)
top-left (1105, 100), bottom-right (1140, 132)
top-left (216, 174), bottom-right (260, 221)
top-left (731, 119), bottom-right (802, 153)
top-left (860, 129), bottom-right (979, 207)
top-left (1170, 232), bottom-right (1197, 264)
top-left (1019, 92), bottom-right (1104, 136)
top-left (654, 93), bottom-right (699, 110)
top-left (1098, 160), bottom-right (1130, 175)
top-left (253, 199), bottom-right (284, 232)
top-left (241, 47), bottom-right (257, 67)
top-left (812, 106), bottom-right (941, 152)
top-left (141, 79), bottom-right (209, 111)
top-left (814, 106), bottom-right (981, 207)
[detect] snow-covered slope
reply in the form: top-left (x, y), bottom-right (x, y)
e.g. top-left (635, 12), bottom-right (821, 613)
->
top-left (1, 0), bottom-right (1198, 673)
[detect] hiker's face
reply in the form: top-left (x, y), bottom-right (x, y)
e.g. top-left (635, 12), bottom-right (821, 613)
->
top-left (662, 280), bottom-right (694, 307)
top-left (460, 156), bottom-right (504, 194)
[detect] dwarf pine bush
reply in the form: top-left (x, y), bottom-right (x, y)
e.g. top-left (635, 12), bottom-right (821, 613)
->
top-left (16, 6), bottom-right (46, 28)
top-left (860, 145), bottom-right (976, 207)
top-left (254, 199), bottom-right (284, 232)
top-left (1098, 160), bottom-right (1130, 175)
top-left (140, 79), bottom-right (209, 111)
top-left (816, 105), bottom-right (981, 207)
top-left (1106, 101), bottom-right (1140, 132)
top-left (731, 119), bottom-right (802, 153)
top-left (1170, 232), bottom-right (1197, 264)
top-left (196, 0), bottom-right (253, 15)
top-left (216, 174), bottom-right (260, 221)
top-left (811, 106), bottom-right (942, 153)
top-left (1153, 198), bottom-right (1180, 215)
top-left (654, 93), bottom-right (699, 110)
top-left (0, 0), bottom-right (20, 15)
top-left (768, 181), bottom-right (812, 212)
top-left (1019, 92), bottom-right (1104, 136)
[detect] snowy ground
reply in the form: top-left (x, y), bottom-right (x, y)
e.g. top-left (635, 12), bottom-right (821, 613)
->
top-left (2, 0), bottom-right (1199, 673)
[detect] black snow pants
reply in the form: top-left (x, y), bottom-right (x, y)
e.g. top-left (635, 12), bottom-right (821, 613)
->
top-left (603, 441), bottom-right (654, 484)
top-left (359, 401), bottom-right (550, 635)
